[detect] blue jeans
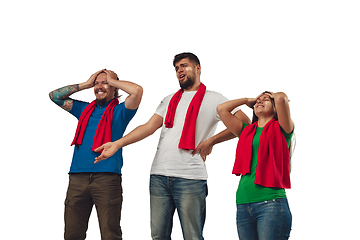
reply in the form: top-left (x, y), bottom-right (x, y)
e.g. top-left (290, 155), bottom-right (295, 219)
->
top-left (149, 175), bottom-right (208, 240)
top-left (236, 198), bottom-right (292, 240)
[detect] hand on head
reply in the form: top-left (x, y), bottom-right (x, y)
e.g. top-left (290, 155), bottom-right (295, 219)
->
top-left (246, 92), bottom-right (276, 109)
top-left (85, 69), bottom-right (120, 89)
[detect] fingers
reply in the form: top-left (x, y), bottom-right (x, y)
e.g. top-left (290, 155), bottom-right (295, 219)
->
top-left (96, 69), bottom-right (106, 74)
top-left (104, 70), bottom-right (118, 80)
top-left (201, 153), bottom-right (206, 162)
top-left (94, 150), bottom-right (108, 163)
top-left (192, 148), bottom-right (206, 161)
top-left (94, 146), bottom-right (105, 163)
top-left (192, 147), bottom-right (199, 156)
top-left (86, 69), bottom-right (105, 87)
top-left (94, 145), bottom-right (104, 153)
top-left (263, 92), bottom-right (274, 98)
top-left (92, 69), bottom-right (105, 78)
top-left (255, 93), bottom-right (265, 101)
top-left (94, 155), bottom-right (104, 164)
top-left (246, 98), bottom-right (257, 108)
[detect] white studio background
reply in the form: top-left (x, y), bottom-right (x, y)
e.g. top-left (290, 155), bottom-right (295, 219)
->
top-left (1, 1), bottom-right (359, 239)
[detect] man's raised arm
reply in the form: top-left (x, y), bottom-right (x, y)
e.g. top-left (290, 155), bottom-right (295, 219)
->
top-left (49, 69), bottom-right (104, 111)
top-left (103, 69), bottom-right (143, 110)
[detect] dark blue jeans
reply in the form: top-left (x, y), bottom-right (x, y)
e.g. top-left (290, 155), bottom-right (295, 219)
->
top-left (149, 175), bottom-right (208, 240)
top-left (236, 198), bottom-right (292, 240)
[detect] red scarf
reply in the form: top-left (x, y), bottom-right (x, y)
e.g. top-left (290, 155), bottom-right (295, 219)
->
top-left (233, 119), bottom-right (291, 188)
top-left (71, 98), bottom-right (119, 152)
top-left (164, 83), bottom-right (206, 150)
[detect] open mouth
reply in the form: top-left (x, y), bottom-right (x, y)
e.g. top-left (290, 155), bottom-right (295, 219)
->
top-left (96, 90), bottom-right (107, 97)
top-left (179, 74), bottom-right (186, 81)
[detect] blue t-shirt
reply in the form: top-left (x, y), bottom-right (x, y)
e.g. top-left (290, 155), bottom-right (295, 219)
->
top-left (69, 100), bottom-right (137, 174)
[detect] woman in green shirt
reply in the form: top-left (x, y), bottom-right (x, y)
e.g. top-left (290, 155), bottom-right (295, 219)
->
top-left (217, 92), bottom-right (294, 240)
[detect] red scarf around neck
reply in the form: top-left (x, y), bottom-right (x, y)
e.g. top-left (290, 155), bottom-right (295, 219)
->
top-left (71, 98), bottom-right (119, 152)
top-left (164, 83), bottom-right (206, 150)
top-left (233, 119), bottom-right (291, 188)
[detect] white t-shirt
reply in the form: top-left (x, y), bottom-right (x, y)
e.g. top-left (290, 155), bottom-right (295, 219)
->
top-left (150, 90), bottom-right (228, 180)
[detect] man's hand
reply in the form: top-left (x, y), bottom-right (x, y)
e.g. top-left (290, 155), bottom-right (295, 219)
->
top-left (94, 142), bottom-right (119, 163)
top-left (192, 138), bottom-right (214, 162)
top-left (104, 70), bottom-right (118, 83)
top-left (82, 69), bottom-right (105, 89)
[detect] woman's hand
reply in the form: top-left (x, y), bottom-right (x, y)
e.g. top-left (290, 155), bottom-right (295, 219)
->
top-left (246, 97), bottom-right (257, 108)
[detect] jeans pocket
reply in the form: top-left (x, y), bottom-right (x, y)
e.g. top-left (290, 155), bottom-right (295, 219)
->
top-left (108, 197), bottom-right (122, 206)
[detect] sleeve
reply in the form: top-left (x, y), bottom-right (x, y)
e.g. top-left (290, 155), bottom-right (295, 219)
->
top-left (280, 125), bottom-right (295, 145)
top-left (155, 95), bottom-right (172, 118)
top-left (69, 100), bottom-right (89, 119)
top-left (217, 93), bottom-right (240, 116)
top-left (114, 102), bottom-right (138, 124)
top-left (240, 123), bottom-right (249, 135)
top-left (215, 93), bottom-right (229, 120)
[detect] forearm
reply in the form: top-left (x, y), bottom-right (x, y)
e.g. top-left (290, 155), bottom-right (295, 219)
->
top-left (49, 84), bottom-right (81, 110)
top-left (217, 98), bottom-right (250, 127)
top-left (94, 113), bottom-right (163, 163)
top-left (217, 98), bottom-right (249, 114)
top-left (273, 92), bottom-right (289, 105)
top-left (109, 79), bottom-right (142, 96)
top-left (204, 104), bottom-right (251, 148)
top-left (109, 79), bottom-right (143, 109)
top-left (217, 98), bottom-right (250, 137)
top-left (207, 128), bottom-right (236, 147)
top-left (113, 114), bottom-right (162, 150)
top-left (49, 81), bottom-right (92, 110)
top-left (272, 92), bottom-right (294, 133)
top-left (114, 124), bottom-right (153, 150)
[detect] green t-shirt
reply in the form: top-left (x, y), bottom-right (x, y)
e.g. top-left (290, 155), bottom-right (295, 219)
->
top-left (236, 123), bottom-right (294, 204)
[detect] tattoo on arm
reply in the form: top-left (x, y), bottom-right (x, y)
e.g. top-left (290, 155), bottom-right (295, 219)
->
top-left (49, 84), bottom-right (80, 111)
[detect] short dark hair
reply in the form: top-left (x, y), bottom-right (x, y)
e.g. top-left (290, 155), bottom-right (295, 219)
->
top-left (173, 52), bottom-right (200, 67)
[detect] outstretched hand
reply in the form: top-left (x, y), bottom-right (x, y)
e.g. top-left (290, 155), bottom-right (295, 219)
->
top-left (94, 142), bottom-right (118, 163)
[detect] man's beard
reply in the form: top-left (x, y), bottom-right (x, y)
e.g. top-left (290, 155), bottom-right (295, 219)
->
top-left (95, 97), bottom-right (108, 105)
top-left (95, 89), bottom-right (109, 105)
top-left (179, 74), bottom-right (195, 90)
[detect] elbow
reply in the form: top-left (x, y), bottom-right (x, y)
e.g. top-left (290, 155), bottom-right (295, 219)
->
top-left (134, 85), bottom-right (144, 105)
top-left (216, 105), bottom-right (224, 119)
top-left (126, 85), bottom-right (143, 110)
top-left (49, 91), bottom-right (55, 102)
top-left (217, 104), bottom-right (233, 121)
top-left (216, 104), bottom-right (224, 115)
top-left (274, 92), bottom-right (288, 105)
top-left (132, 85), bottom-right (143, 101)
top-left (136, 85), bottom-right (143, 98)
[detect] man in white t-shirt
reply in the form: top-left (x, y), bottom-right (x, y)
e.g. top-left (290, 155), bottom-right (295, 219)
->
top-left (94, 52), bottom-right (250, 240)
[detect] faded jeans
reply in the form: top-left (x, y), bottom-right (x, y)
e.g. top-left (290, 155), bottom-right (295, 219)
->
top-left (236, 198), bottom-right (292, 240)
top-left (150, 175), bottom-right (208, 240)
